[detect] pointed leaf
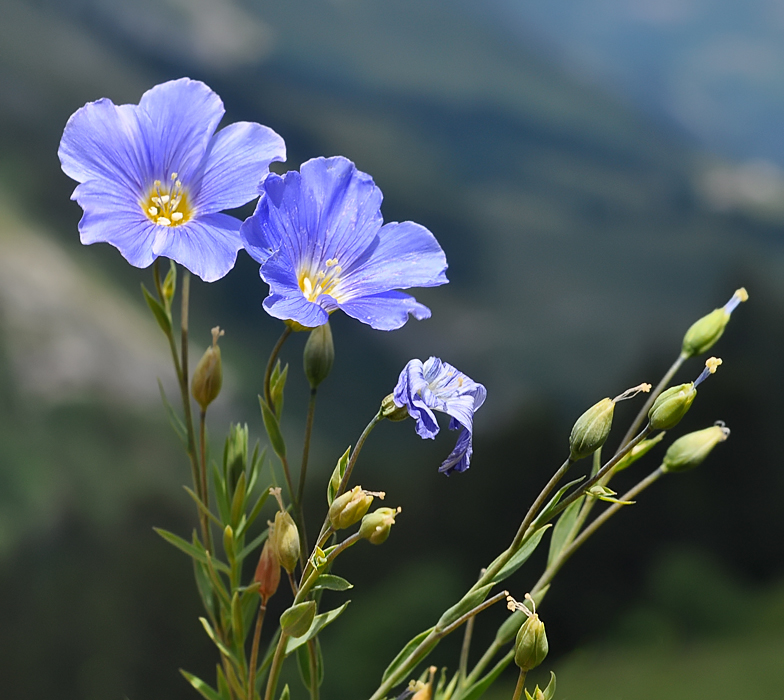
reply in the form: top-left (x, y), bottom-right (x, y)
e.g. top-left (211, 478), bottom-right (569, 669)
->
top-left (548, 496), bottom-right (584, 566)
top-left (141, 283), bottom-right (172, 335)
top-left (212, 463), bottom-right (231, 525)
top-left (285, 601), bottom-right (351, 655)
top-left (271, 363), bottom-right (289, 417)
top-left (237, 484), bottom-right (271, 538)
top-left (381, 627), bottom-right (435, 683)
top-left (489, 524), bottom-right (551, 584)
top-left (311, 574), bottom-right (353, 592)
top-left (260, 397), bottom-right (286, 459)
top-left (437, 583), bottom-right (493, 630)
top-left (279, 684), bottom-right (290, 700)
top-left (533, 476), bottom-right (586, 526)
top-left (199, 617), bottom-right (233, 658)
top-left (230, 471), bottom-right (247, 529)
top-left (153, 528), bottom-right (230, 574)
top-left (157, 380), bottom-right (187, 444)
top-left (296, 638), bottom-right (324, 691)
top-left (327, 446), bottom-right (351, 506)
top-left (180, 671), bottom-right (221, 700)
top-left (236, 528), bottom-right (269, 563)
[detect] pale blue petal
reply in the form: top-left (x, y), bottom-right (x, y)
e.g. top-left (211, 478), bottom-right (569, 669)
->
top-left (262, 294), bottom-right (329, 328)
top-left (77, 205), bottom-right (159, 269)
top-left (338, 291), bottom-right (431, 330)
top-left (439, 428), bottom-right (473, 475)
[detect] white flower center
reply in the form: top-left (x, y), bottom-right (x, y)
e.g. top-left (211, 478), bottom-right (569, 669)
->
top-left (142, 172), bottom-right (191, 227)
top-left (299, 258), bottom-right (343, 302)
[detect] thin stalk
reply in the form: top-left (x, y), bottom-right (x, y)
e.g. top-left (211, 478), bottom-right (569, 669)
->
top-left (618, 354), bottom-right (685, 450)
top-left (263, 632), bottom-right (289, 700)
top-left (307, 638), bottom-right (319, 700)
top-left (458, 615), bottom-right (475, 687)
top-left (298, 389), bottom-right (318, 509)
top-left (264, 326), bottom-right (293, 408)
top-left (511, 670), bottom-right (527, 700)
top-left (200, 409), bottom-right (213, 552)
top-left (463, 640), bottom-right (503, 688)
top-left (248, 603), bottom-right (267, 700)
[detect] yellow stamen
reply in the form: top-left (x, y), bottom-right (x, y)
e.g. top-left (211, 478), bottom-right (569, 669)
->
top-left (705, 357), bottom-right (722, 373)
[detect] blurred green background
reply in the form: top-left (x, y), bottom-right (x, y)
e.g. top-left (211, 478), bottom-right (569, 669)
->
top-left (1, 1), bottom-right (783, 698)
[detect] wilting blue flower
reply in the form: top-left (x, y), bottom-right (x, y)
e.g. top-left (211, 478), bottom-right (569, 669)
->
top-left (240, 156), bottom-right (448, 330)
top-left (393, 357), bottom-right (486, 475)
top-left (58, 78), bottom-right (286, 282)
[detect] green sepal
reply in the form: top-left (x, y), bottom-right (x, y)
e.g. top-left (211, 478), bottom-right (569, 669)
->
top-left (548, 497), bottom-right (584, 566)
top-left (613, 432), bottom-right (665, 473)
top-left (489, 525), bottom-right (551, 584)
top-left (153, 527), bottom-right (230, 574)
top-left (180, 670), bottom-right (222, 700)
top-left (437, 583), bottom-right (493, 630)
top-left (327, 446), bottom-right (351, 505)
top-left (260, 397), bottom-right (287, 459)
top-left (141, 283), bottom-right (172, 335)
top-left (285, 601), bottom-right (351, 655)
top-left (157, 380), bottom-right (187, 445)
top-left (296, 638), bottom-right (324, 690)
top-left (311, 574), bottom-right (353, 592)
top-left (280, 601), bottom-right (317, 638)
top-left (381, 626), bottom-right (435, 683)
top-left (457, 650), bottom-right (514, 700)
top-left (586, 485), bottom-right (635, 505)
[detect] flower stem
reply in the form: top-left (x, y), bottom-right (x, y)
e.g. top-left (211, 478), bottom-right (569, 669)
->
top-left (247, 603), bottom-right (267, 700)
top-left (200, 408), bottom-right (213, 552)
top-left (263, 631), bottom-right (289, 700)
top-left (511, 670), bottom-right (527, 700)
top-left (298, 389), bottom-right (317, 509)
top-left (264, 326), bottom-right (293, 408)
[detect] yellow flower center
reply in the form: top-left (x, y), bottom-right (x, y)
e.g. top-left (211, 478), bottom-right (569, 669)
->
top-left (299, 258), bottom-right (343, 302)
top-left (142, 172), bottom-right (192, 227)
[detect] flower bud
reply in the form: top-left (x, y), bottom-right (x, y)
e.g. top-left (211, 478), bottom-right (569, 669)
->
top-left (359, 507), bottom-right (401, 545)
top-left (254, 538), bottom-right (281, 603)
top-left (303, 321), bottom-right (335, 389)
top-left (279, 601), bottom-right (316, 638)
top-left (270, 509), bottom-right (300, 574)
top-left (380, 393), bottom-right (409, 422)
top-left (514, 612), bottom-right (549, 672)
top-left (682, 288), bottom-right (748, 358)
top-left (569, 398), bottom-right (614, 461)
top-left (225, 423), bottom-right (248, 491)
top-left (662, 423), bottom-right (730, 473)
top-left (192, 326), bottom-right (224, 411)
top-left (647, 383), bottom-right (696, 431)
top-left (328, 486), bottom-right (380, 530)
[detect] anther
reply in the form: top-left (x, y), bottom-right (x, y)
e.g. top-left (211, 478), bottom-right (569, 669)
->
top-left (171, 212), bottom-right (183, 222)
top-left (157, 216), bottom-right (172, 226)
top-left (148, 206), bottom-right (158, 216)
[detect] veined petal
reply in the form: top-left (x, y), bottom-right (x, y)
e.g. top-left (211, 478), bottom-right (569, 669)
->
top-left (263, 294), bottom-right (329, 328)
top-left (338, 291), bottom-right (431, 331)
top-left (151, 212), bottom-right (243, 282)
top-left (137, 78), bottom-right (224, 183)
top-left (77, 205), bottom-right (159, 269)
top-left (194, 121), bottom-right (286, 213)
top-left (439, 428), bottom-right (473, 475)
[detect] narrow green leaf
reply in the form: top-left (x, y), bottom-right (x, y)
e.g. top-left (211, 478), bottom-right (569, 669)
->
top-left (613, 433), bottom-right (666, 472)
top-left (457, 651), bottom-right (514, 700)
top-left (230, 471), bottom-right (247, 529)
top-left (271, 363), bottom-right (289, 417)
top-left (260, 397), bottom-right (287, 459)
top-left (231, 591), bottom-right (244, 645)
top-left (311, 574), bottom-right (353, 592)
top-left (183, 486), bottom-right (222, 529)
top-left (436, 583), bottom-right (493, 630)
top-left (236, 528), bottom-right (269, 563)
top-left (192, 559), bottom-right (215, 619)
top-left (180, 670), bottom-right (221, 700)
top-left (533, 476), bottom-right (586, 527)
top-left (381, 627), bottom-right (435, 683)
top-left (241, 585), bottom-right (261, 638)
top-left (216, 665), bottom-right (231, 700)
top-left (199, 617), bottom-right (233, 658)
top-left (212, 463), bottom-right (231, 525)
top-left (327, 446), bottom-right (351, 506)
top-left (237, 485), bottom-right (271, 538)
top-left (489, 525), bottom-right (551, 584)
top-left (296, 638), bottom-right (324, 691)
top-left (247, 443), bottom-right (265, 495)
top-left (547, 496), bottom-right (584, 566)
top-left (141, 283), bottom-right (172, 335)
top-left (284, 601), bottom-right (351, 655)
top-left (279, 684), bottom-right (290, 700)
top-left (153, 528), bottom-right (230, 574)
top-left (157, 380), bottom-right (187, 445)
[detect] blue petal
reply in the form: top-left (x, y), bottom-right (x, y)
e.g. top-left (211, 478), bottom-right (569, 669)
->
top-left (393, 359), bottom-right (440, 438)
top-left (77, 204), bottom-right (159, 268)
top-left (194, 121), bottom-right (286, 213)
top-left (338, 221), bottom-right (448, 299)
top-left (439, 428), bottom-right (473, 475)
top-left (338, 291), bottom-right (431, 330)
top-left (240, 174), bottom-right (295, 265)
top-left (137, 78), bottom-right (224, 184)
top-left (151, 213), bottom-right (243, 282)
top-left (262, 294), bottom-right (329, 328)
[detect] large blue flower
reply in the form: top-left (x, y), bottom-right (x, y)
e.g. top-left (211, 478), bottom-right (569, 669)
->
top-left (240, 156), bottom-right (448, 330)
top-left (58, 78), bottom-right (286, 282)
top-left (393, 357), bottom-right (486, 475)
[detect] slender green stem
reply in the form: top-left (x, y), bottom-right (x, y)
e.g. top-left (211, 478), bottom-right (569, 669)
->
top-left (199, 409), bottom-right (213, 552)
top-left (248, 603), bottom-right (267, 700)
top-left (307, 638), bottom-right (319, 700)
top-left (458, 614), bottom-right (475, 686)
top-left (263, 632), bottom-right (289, 700)
top-left (618, 353), bottom-right (685, 450)
top-left (511, 670), bottom-right (527, 700)
top-left (463, 640), bottom-right (503, 688)
top-left (298, 389), bottom-right (318, 509)
top-left (264, 326), bottom-right (293, 408)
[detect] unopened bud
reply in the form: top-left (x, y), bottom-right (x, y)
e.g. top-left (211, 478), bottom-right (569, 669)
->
top-left (648, 358), bottom-right (721, 431)
top-left (682, 288), bottom-right (748, 358)
top-left (279, 601), bottom-right (316, 638)
top-left (380, 393), bottom-right (409, 422)
top-left (303, 321), bottom-right (335, 389)
top-left (328, 486), bottom-right (381, 530)
top-left (569, 384), bottom-right (650, 460)
top-left (662, 423), bottom-right (730, 473)
top-left (359, 507), bottom-right (401, 545)
top-left (509, 594), bottom-right (548, 672)
top-left (254, 538), bottom-right (281, 603)
top-left (192, 327), bottom-right (224, 411)
top-left (269, 489), bottom-right (300, 573)
top-left (225, 423), bottom-right (248, 491)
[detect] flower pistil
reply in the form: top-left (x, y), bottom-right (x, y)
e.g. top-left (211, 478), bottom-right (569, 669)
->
top-left (144, 172), bottom-right (191, 227)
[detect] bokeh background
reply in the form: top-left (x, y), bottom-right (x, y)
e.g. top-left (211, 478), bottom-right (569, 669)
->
top-left (1, 1), bottom-right (784, 698)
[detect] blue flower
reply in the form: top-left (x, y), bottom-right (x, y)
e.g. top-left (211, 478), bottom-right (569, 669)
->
top-left (58, 78), bottom-right (286, 282)
top-left (240, 156), bottom-right (448, 330)
top-left (393, 357), bottom-right (486, 475)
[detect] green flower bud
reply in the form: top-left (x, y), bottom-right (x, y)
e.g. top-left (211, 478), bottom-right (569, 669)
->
top-left (648, 383), bottom-right (696, 431)
top-left (254, 538), bottom-right (281, 603)
top-left (380, 393), bottom-right (409, 422)
top-left (514, 612), bottom-right (548, 672)
top-left (569, 384), bottom-right (651, 460)
top-left (662, 423), bottom-right (730, 473)
top-left (682, 288), bottom-right (748, 358)
top-left (225, 423), bottom-right (248, 492)
top-left (270, 507), bottom-right (300, 574)
top-left (359, 507), bottom-right (401, 545)
top-left (279, 601), bottom-right (316, 638)
top-left (303, 322), bottom-right (334, 389)
top-left (191, 326), bottom-right (224, 411)
top-left (328, 485), bottom-right (380, 530)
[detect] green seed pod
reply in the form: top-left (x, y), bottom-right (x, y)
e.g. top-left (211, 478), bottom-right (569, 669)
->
top-left (569, 398), bottom-right (615, 461)
top-left (279, 601), bottom-right (316, 638)
top-left (647, 383), bottom-right (696, 431)
top-left (514, 612), bottom-right (549, 672)
top-left (380, 394), bottom-right (409, 422)
top-left (359, 507), bottom-right (401, 545)
top-left (192, 326), bottom-right (224, 411)
top-left (328, 486), bottom-right (378, 530)
top-left (682, 288), bottom-right (748, 358)
top-left (271, 510), bottom-right (300, 574)
top-left (662, 424), bottom-right (730, 473)
top-left (303, 321), bottom-right (335, 389)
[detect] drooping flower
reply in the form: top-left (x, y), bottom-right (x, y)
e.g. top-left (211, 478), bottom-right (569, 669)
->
top-left (58, 78), bottom-right (286, 282)
top-left (392, 357), bottom-right (486, 475)
top-left (240, 156), bottom-right (448, 330)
